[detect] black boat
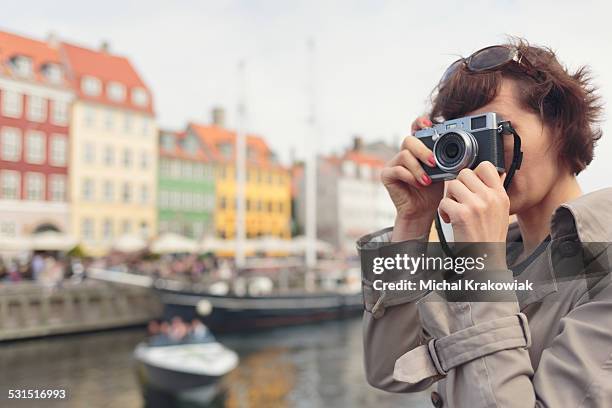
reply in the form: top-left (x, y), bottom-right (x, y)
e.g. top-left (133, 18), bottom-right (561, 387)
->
top-left (156, 281), bottom-right (363, 332)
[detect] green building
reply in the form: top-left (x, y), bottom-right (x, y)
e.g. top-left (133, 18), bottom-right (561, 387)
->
top-left (157, 129), bottom-right (215, 239)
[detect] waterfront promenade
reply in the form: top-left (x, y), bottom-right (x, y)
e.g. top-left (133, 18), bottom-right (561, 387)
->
top-left (0, 280), bottom-right (161, 341)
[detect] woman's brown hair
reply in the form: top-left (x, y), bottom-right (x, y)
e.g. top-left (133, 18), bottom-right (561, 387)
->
top-left (429, 38), bottom-right (603, 174)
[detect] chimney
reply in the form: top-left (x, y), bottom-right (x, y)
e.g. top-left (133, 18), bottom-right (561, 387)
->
top-left (353, 135), bottom-right (363, 152)
top-left (47, 32), bottom-right (59, 48)
top-left (211, 107), bottom-right (225, 127)
top-left (100, 41), bottom-right (110, 53)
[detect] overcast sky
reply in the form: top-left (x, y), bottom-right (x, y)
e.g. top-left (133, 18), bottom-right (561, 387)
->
top-left (2, 0), bottom-right (611, 192)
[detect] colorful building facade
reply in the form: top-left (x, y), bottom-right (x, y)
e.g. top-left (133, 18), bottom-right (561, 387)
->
top-left (188, 123), bottom-right (291, 240)
top-left (157, 129), bottom-right (215, 239)
top-left (0, 31), bottom-right (73, 240)
top-left (62, 42), bottom-right (158, 254)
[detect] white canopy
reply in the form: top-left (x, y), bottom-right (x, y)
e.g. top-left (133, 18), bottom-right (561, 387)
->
top-left (252, 236), bottom-right (292, 252)
top-left (30, 231), bottom-right (78, 251)
top-left (151, 233), bottom-right (198, 254)
top-left (111, 234), bottom-right (147, 253)
top-left (289, 235), bottom-right (335, 254)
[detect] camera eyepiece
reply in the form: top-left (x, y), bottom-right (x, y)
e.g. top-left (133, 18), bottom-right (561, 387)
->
top-left (433, 130), bottom-right (478, 173)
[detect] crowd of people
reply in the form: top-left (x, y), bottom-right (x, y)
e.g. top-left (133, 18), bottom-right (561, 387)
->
top-left (0, 253), bottom-right (85, 286)
top-left (147, 317), bottom-right (213, 346)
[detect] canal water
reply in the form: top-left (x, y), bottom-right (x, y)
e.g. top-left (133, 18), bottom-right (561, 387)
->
top-left (0, 318), bottom-right (431, 408)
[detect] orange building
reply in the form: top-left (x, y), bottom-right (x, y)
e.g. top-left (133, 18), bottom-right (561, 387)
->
top-left (187, 122), bottom-right (291, 240)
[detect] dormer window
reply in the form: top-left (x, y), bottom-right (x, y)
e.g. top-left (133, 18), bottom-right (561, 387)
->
top-left (11, 56), bottom-right (33, 78)
top-left (107, 82), bottom-right (126, 102)
top-left (131, 87), bottom-right (148, 107)
top-left (43, 63), bottom-right (63, 84)
top-left (161, 133), bottom-right (176, 150)
top-left (342, 160), bottom-right (356, 177)
top-left (82, 76), bottom-right (101, 96)
top-left (219, 143), bottom-right (233, 159)
top-left (184, 135), bottom-right (198, 153)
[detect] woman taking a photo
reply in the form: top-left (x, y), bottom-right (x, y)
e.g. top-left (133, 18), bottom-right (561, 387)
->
top-left (359, 39), bottom-right (611, 407)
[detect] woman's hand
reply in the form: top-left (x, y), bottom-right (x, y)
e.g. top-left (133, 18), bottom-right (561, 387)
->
top-left (438, 161), bottom-right (510, 243)
top-left (382, 116), bottom-right (444, 241)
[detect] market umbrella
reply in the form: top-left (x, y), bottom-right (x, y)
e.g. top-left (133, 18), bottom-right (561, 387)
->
top-left (30, 231), bottom-right (78, 251)
top-left (151, 233), bottom-right (198, 254)
top-left (111, 234), bottom-right (147, 253)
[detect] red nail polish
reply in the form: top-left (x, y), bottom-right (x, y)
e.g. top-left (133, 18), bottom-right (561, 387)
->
top-left (421, 174), bottom-right (431, 185)
top-left (428, 154), bottom-right (436, 166)
top-left (424, 118), bottom-right (433, 126)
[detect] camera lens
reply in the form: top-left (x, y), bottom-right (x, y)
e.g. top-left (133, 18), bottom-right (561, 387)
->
top-left (433, 130), bottom-right (478, 173)
top-left (444, 143), bottom-right (459, 159)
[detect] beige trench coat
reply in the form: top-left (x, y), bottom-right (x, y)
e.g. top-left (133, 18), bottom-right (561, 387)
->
top-left (358, 188), bottom-right (612, 407)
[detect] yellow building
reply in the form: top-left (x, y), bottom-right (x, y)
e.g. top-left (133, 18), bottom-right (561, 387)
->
top-left (63, 42), bottom-right (157, 254)
top-left (188, 123), bottom-right (291, 240)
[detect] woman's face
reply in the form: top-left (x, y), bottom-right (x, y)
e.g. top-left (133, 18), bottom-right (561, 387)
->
top-left (465, 79), bottom-right (563, 215)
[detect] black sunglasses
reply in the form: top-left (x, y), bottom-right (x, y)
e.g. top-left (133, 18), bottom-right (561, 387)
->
top-left (439, 45), bottom-right (544, 86)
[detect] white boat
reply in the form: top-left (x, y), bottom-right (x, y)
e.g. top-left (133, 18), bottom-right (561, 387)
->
top-left (134, 336), bottom-right (238, 395)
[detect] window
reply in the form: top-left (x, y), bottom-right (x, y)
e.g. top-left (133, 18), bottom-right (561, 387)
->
top-left (82, 178), bottom-right (94, 201)
top-left (26, 131), bottom-right (45, 164)
top-left (103, 218), bottom-right (113, 240)
top-left (160, 159), bottom-right (171, 177)
top-left (140, 151), bottom-right (149, 170)
top-left (12, 56), bottom-right (33, 77)
top-left (107, 82), bottom-right (126, 102)
top-left (123, 148), bottom-right (132, 168)
top-left (51, 100), bottom-right (69, 125)
top-left (27, 96), bottom-right (47, 122)
top-left (84, 108), bottom-right (95, 127)
top-left (0, 221), bottom-right (16, 237)
top-left (0, 171), bottom-right (20, 199)
top-left (219, 143), bottom-right (232, 158)
top-left (25, 173), bottom-right (44, 200)
top-left (49, 175), bottom-right (66, 202)
top-left (140, 184), bottom-right (149, 204)
top-left (103, 146), bottom-right (114, 166)
top-left (82, 76), bottom-right (101, 96)
top-left (2, 90), bottom-right (22, 118)
top-left (170, 192), bottom-right (180, 209)
top-left (123, 113), bottom-right (132, 133)
top-left (131, 88), bottom-right (148, 107)
top-left (159, 190), bottom-right (169, 208)
top-left (194, 164), bottom-right (205, 179)
top-left (81, 218), bottom-right (94, 240)
top-left (121, 219), bottom-right (131, 234)
top-left (140, 221), bottom-right (149, 239)
top-left (83, 142), bottom-right (95, 164)
top-left (122, 182), bottom-right (131, 203)
top-left (103, 180), bottom-right (114, 202)
top-left (44, 64), bottom-right (63, 84)
top-left (161, 134), bottom-right (175, 150)
top-left (1, 127), bottom-right (21, 161)
top-left (141, 118), bottom-right (149, 137)
top-left (181, 161), bottom-right (193, 178)
top-left (104, 110), bottom-right (114, 130)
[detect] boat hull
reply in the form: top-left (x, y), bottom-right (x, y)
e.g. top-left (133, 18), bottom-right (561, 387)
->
top-left (158, 289), bottom-right (364, 332)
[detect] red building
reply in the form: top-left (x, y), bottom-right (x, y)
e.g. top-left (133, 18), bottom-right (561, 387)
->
top-left (0, 30), bottom-right (74, 240)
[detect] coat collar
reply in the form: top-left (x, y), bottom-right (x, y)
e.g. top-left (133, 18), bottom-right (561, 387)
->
top-left (511, 188), bottom-right (612, 308)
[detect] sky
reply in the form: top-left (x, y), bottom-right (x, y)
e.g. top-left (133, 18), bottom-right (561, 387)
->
top-left (2, 0), bottom-right (611, 192)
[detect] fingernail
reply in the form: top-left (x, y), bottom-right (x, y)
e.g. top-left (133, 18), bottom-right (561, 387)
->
top-left (421, 174), bottom-right (431, 185)
top-left (424, 118), bottom-right (433, 126)
top-left (428, 154), bottom-right (436, 167)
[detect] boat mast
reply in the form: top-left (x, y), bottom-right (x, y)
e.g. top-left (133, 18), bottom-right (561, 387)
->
top-left (305, 38), bottom-right (317, 270)
top-left (235, 60), bottom-right (247, 269)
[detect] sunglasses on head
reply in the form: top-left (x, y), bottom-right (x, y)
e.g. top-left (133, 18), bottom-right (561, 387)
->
top-left (439, 45), bottom-right (544, 86)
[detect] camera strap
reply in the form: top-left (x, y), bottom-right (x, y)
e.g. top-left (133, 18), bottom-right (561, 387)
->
top-left (435, 121), bottom-right (523, 257)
